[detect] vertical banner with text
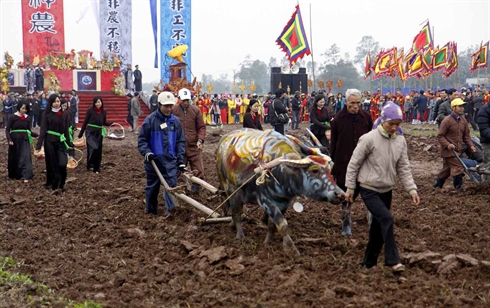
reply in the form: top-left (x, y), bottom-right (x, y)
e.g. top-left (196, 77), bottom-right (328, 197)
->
top-left (99, 0), bottom-right (132, 65)
top-left (161, 0), bottom-right (191, 82)
top-left (21, 0), bottom-right (66, 62)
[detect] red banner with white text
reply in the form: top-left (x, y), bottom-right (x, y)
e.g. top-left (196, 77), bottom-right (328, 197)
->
top-left (21, 0), bottom-right (65, 64)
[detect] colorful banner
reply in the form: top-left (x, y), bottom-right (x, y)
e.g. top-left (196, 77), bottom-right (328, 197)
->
top-left (21, 0), bottom-right (66, 61)
top-left (160, 0), bottom-right (192, 82)
top-left (99, 0), bottom-right (132, 65)
top-left (276, 5), bottom-right (311, 64)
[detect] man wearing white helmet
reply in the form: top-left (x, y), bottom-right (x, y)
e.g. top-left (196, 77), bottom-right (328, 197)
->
top-left (138, 91), bottom-right (186, 216)
top-left (173, 88), bottom-right (206, 191)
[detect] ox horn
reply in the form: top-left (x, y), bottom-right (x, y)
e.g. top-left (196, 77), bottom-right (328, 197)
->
top-left (281, 158), bottom-right (311, 168)
top-left (286, 135), bottom-right (319, 156)
top-left (306, 128), bottom-right (323, 147)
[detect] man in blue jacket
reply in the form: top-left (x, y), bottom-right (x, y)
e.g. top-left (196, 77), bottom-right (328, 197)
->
top-left (413, 90), bottom-right (428, 123)
top-left (138, 91), bottom-right (186, 216)
top-left (477, 103), bottom-right (490, 183)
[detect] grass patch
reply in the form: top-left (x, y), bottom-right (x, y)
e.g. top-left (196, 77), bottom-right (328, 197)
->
top-left (0, 256), bottom-right (102, 308)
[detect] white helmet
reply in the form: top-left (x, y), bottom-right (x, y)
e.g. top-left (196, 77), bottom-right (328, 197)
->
top-left (178, 88), bottom-right (192, 100)
top-left (158, 92), bottom-right (176, 105)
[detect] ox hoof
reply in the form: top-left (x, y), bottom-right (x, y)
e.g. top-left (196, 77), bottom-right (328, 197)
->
top-left (236, 232), bottom-right (245, 240)
top-left (342, 227), bottom-right (352, 237)
top-left (283, 246), bottom-right (301, 256)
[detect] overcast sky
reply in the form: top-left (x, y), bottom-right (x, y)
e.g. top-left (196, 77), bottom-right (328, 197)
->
top-left (1, 0), bottom-right (489, 83)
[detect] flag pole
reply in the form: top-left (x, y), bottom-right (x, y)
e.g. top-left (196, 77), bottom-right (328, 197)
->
top-left (309, 2), bottom-right (316, 92)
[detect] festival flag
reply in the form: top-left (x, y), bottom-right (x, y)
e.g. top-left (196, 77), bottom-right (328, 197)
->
top-left (421, 47), bottom-right (433, 72)
top-left (372, 48), bottom-right (396, 77)
top-left (364, 52), bottom-right (372, 79)
top-left (397, 49), bottom-right (409, 81)
top-left (432, 44), bottom-right (449, 72)
top-left (444, 42), bottom-right (458, 78)
top-left (276, 4), bottom-right (311, 64)
top-left (412, 21), bottom-right (433, 52)
top-left (407, 52), bottom-right (424, 77)
top-left (470, 41), bottom-right (489, 73)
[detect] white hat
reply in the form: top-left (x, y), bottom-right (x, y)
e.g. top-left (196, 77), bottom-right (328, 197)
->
top-left (178, 88), bottom-right (191, 100)
top-left (158, 92), bottom-right (176, 105)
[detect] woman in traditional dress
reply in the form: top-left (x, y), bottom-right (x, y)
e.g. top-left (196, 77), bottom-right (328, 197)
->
top-left (60, 98), bottom-right (76, 158)
top-left (242, 99), bottom-right (263, 130)
top-left (6, 101), bottom-right (38, 182)
top-left (35, 94), bottom-right (73, 190)
top-left (77, 96), bottom-right (112, 173)
top-left (309, 95), bottom-right (330, 147)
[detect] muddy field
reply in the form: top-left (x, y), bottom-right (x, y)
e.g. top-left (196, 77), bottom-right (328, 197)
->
top-left (1, 123), bottom-right (490, 307)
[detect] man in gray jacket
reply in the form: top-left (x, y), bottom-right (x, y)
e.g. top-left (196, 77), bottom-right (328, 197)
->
top-left (69, 89), bottom-right (79, 127)
top-left (436, 88), bottom-right (457, 125)
top-left (131, 92), bottom-right (143, 132)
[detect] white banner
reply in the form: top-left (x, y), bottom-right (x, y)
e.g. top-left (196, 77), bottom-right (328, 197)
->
top-left (99, 0), bottom-right (132, 65)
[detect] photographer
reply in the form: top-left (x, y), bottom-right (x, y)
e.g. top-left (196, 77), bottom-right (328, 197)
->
top-left (268, 88), bottom-right (288, 135)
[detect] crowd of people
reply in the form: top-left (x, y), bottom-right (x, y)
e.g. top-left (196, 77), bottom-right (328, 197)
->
top-left (3, 82), bottom-right (490, 274)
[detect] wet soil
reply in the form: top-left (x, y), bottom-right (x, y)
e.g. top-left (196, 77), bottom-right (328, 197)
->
top-left (1, 123), bottom-right (490, 307)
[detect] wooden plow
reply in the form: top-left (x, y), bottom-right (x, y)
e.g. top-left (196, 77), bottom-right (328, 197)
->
top-left (452, 149), bottom-right (490, 184)
top-left (150, 158), bottom-right (288, 224)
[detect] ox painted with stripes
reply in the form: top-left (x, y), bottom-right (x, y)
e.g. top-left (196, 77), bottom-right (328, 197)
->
top-left (217, 129), bottom-right (346, 255)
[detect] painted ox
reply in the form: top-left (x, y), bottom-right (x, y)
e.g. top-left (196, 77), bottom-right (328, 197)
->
top-left (217, 129), bottom-right (346, 255)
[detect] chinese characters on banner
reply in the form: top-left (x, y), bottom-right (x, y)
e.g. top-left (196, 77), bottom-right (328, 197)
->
top-left (21, 0), bottom-right (66, 61)
top-left (99, 0), bottom-right (132, 65)
top-left (161, 0), bottom-right (192, 82)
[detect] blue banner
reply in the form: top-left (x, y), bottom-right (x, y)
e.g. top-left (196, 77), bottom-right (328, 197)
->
top-left (160, 0), bottom-right (191, 83)
top-left (150, 0), bottom-right (158, 68)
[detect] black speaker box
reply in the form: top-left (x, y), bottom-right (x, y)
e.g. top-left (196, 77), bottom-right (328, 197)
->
top-left (270, 73), bottom-right (308, 94)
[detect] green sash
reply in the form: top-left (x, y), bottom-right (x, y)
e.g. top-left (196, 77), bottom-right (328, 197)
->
top-left (47, 130), bottom-right (69, 149)
top-left (87, 124), bottom-right (107, 137)
top-left (10, 129), bottom-right (33, 144)
top-left (68, 126), bottom-right (74, 143)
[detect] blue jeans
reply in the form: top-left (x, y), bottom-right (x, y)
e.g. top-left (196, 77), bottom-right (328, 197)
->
top-left (460, 158), bottom-right (480, 181)
top-left (291, 110), bottom-right (300, 129)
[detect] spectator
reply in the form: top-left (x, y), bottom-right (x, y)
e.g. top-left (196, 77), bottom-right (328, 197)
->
top-left (243, 99), bottom-right (263, 130)
top-left (309, 94), bottom-right (330, 147)
top-left (477, 100), bottom-right (490, 183)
